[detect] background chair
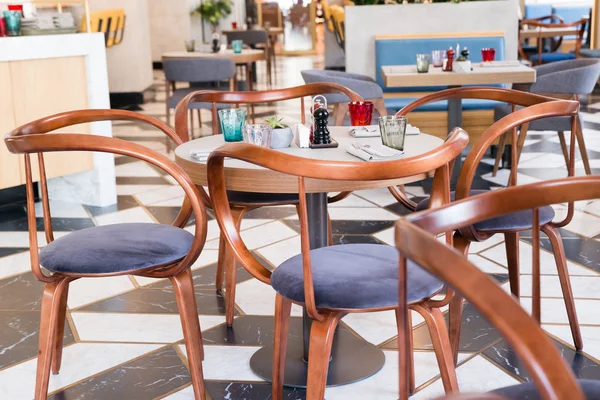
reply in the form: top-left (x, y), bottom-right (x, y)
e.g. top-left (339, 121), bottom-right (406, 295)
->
top-left (4, 109), bottom-right (209, 400)
top-left (175, 83), bottom-right (362, 327)
top-left (207, 129), bottom-right (468, 400)
top-left (518, 14), bottom-right (564, 59)
top-left (493, 58), bottom-right (600, 176)
top-left (523, 18), bottom-right (588, 65)
top-left (163, 57), bottom-right (236, 138)
top-left (396, 177), bottom-right (600, 400)
top-left (391, 89), bottom-right (583, 361)
top-left (301, 69), bottom-right (387, 125)
top-left (224, 29), bottom-right (273, 87)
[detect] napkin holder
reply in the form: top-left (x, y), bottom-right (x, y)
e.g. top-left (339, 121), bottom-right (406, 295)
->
top-left (294, 124), bottom-right (311, 148)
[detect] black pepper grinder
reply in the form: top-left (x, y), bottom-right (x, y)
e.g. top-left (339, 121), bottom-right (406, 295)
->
top-left (312, 107), bottom-right (331, 145)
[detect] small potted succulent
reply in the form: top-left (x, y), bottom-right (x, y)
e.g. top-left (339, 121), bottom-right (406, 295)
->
top-left (265, 116), bottom-right (294, 148)
top-left (453, 46), bottom-right (472, 73)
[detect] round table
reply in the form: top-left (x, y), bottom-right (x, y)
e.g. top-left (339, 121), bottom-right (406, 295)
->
top-left (162, 49), bottom-right (265, 91)
top-left (175, 126), bottom-right (444, 387)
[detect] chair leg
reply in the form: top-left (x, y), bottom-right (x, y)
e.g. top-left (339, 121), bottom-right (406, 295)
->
top-left (509, 123), bottom-right (530, 185)
top-left (327, 213), bottom-right (333, 246)
top-left (51, 282), bottom-right (70, 375)
top-left (224, 206), bottom-right (247, 327)
top-left (197, 110), bottom-right (202, 128)
top-left (306, 312), bottom-right (344, 400)
top-left (557, 131), bottom-right (570, 168)
top-left (216, 234), bottom-right (227, 292)
top-left (412, 304), bottom-right (458, 394)
top-left (492, 132), bottom-right (507, 177)
top-left (395, 308), bottom-right (415, 394)
top-left (272, 294), bottom-right (292, 400)
top-left (35, 277), bottom-right (71, 400)
top-left (504, 232), bottom-right (520, 299)
top-left (171, 269), bottom-right (206, 400)
top-left (448, 233), bottom-right (469, 365)
top-left (189, 110), bottom-right (194, 141)
top-left (575, 122), bottom-right (592, 175)
top-left (166, 107), bottom-right (172, 153)
top-left (541, 225), bottom-right (583, 351)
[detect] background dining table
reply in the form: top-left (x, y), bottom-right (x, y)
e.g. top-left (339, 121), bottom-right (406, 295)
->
top-left (175, 125), bottom-right (446, 387)
top-left (162, 49), bottom-right (265, 92)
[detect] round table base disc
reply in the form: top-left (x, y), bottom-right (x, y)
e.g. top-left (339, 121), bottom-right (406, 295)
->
top-left (249, 332), bottom-right (385, 388)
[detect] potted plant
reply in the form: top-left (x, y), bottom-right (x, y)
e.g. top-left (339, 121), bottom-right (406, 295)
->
top-left (265, 116), bottom-right (294, 148)
top-left (193, 0), bottom-right (232, 33)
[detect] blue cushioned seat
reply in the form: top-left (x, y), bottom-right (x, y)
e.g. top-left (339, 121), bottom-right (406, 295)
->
top-left (416, 190), bottom-right (555, 232)
top-left (39, 223), bottom-right (194, 274)
top-left (580, 48), bottom-right (600, 58)
top-left (529, 52), bottom-right (576, 64)
top-left (492, 379), bottom-right (600, 399)
top-left (270, 243), bottom-right (444, 309)
top-left (227, 190), bottom-right (299, 205)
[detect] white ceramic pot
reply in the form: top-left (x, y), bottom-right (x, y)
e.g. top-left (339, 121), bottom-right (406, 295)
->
top-left (453, 60), bottom-right (472, 73)
top-left (270, 127), bottom-right (294, 148)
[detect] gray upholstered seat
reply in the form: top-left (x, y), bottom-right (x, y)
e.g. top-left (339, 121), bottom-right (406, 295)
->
top-left (416, 190), bottom-right (555, 232)
top-left (163, 58), bottom-right (236, 112)
top-left (301, 69), bottom-right (384, 104)
top-left (494, 59), bottom-right (600, 130)
top-left (270, 243), bottom-right (444, 309)
top-left (227, 190), bottom-right (299, 206)
top-left (39, 223), bottom-right (194, 274)
top-left (492, 379), bottom-right (600, 399)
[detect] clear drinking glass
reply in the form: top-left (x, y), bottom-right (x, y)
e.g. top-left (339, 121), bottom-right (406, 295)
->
top-left (219, 108), bottom-right (246, 142)
top-left (416, 54), bottom-right (430, 73)
top-left (431, 50), bottom-right (445, 67)
top-left (379, 116), bottom-right (407, 151)
top-left (185, 40), bottom-right (195, 52)
top-left (242, 124), bottom-right (272, 147)
top-left (232, 39), bottom-right (243, 54)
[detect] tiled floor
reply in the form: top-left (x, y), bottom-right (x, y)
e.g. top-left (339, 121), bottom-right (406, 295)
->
top-left (2, 55), bottom-right (600, 399)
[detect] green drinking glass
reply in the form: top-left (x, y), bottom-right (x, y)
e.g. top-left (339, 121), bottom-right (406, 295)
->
top-left (219, 108), bottom-right (246, 142)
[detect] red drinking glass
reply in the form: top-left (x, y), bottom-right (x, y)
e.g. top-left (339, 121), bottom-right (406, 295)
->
top-left (348, 101), bottom-right (374, 126)
top-left (7, 5), bottom-right (23, 16)
top-left (481, 48), bottom-right (496, 62)
top-left (231, 22), bottom-right (238, 29)
top-left (0, 18), bottom-right (6, 37)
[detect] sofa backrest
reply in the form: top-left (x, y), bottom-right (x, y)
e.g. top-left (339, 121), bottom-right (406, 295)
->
top-left (525, 4), bottom-right (553, 20)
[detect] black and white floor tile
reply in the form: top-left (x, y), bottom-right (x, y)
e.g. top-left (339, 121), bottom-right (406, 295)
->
top-left (1, 56), bottom-right (600, 399)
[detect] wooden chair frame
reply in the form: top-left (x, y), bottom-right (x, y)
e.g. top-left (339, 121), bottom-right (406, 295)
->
top-left (396, 176), bottom-right (598, 400)
top-left (4, 109), bottom-right (208, 400)
top-left (206, 128), bottom-right (469, 399)
top-left (522, 18), bottom-right (588, 65)
top-left (174, 83), bottom-right (363, 326)
top-left (394, 90), bottom-right (582, 363)
top-left (519, 14), bottom-right (565, 60)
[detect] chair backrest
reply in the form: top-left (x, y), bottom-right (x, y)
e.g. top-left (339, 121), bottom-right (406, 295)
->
top-left (321, 0), bottom-right (335, 33)
top-left (3, 110), bottom-right (208, 282)
top-left (396, 177), bottom-right (597, 400)
top-left (207, 128), bottom-right (468, 321)
top-left (531, 58), bottom-right (600, 95)
top-left (224, 29), bottom-right (268, 46)
top-left (174, 83), bottom-right (364, 141)
top-left (525, 18), bottom-right (588, 59)
top-left (524, 3), bottom-right (553, 20)
top-left (163, 58), bottom-right (236, 84)
top-left (81, 9), bottom-right (126, 47)
top-left (395, 87), bottom-right (579, 239)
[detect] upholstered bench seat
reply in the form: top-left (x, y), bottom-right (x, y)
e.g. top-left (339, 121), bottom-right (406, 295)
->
top-left (384, 98), bottom-right (504, 113)
top-left (493, 379), bottom-right (600, 399)
top-left (39, 223), bottom-right (194, 274)
top-left (416, 190), bottom-right (555, 232)
top-left (270, 243), bottom-right (444, 309)
top-left (529, 52), bottom-right (576, 64)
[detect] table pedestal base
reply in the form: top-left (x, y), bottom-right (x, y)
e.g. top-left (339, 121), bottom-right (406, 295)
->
top-left (249, 329), bottom-right (385, 388)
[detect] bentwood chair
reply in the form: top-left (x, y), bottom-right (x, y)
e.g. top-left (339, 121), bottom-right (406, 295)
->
top-left (207, 129), bottom-right (469, 400)
top-left (493, 59), bottom-right (600, 176)
top-left (518, 14), bottom-right (564, 59)
top-left (391, 89), bottom-right (583, 360)
top-left (396, 177), bottom-right (600, 400)
top-left (301, 69), bottom-right (387, 125)
top-left (523, 18), bottom-right (588, 65)
top-left (175, 83), bottom-right (361, 326)
top-left (4, 110), bottom-right (208, 400)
